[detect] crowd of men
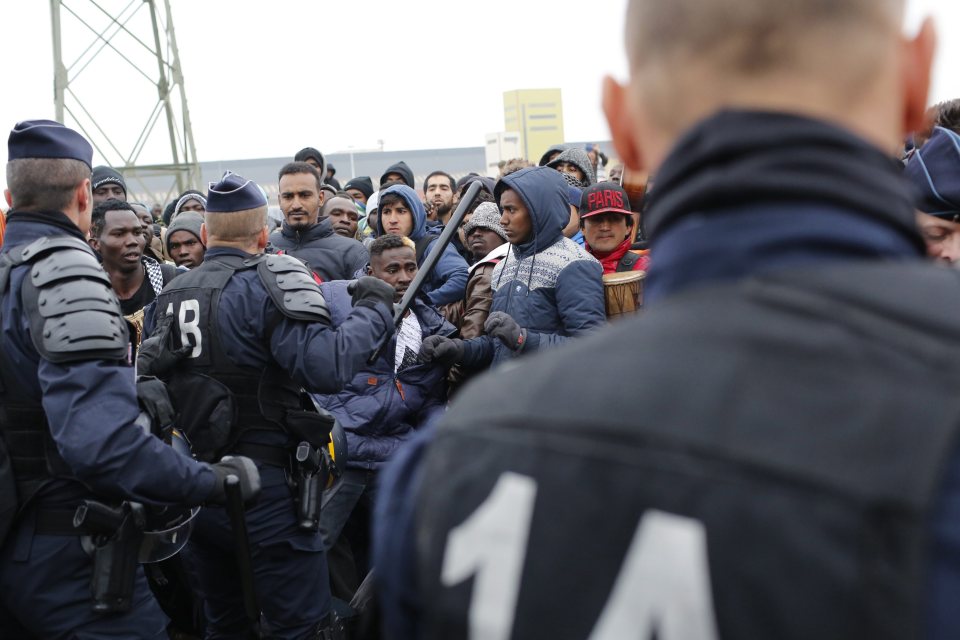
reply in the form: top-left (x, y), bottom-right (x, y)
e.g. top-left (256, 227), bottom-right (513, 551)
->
top-left (3, 0), bottom-right (960, 638)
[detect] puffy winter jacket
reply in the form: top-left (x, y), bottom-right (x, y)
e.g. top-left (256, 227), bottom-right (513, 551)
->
top-left (268, 217), bottom-right (369, 282)
top-left (312, 280), bottom-right (455, 470)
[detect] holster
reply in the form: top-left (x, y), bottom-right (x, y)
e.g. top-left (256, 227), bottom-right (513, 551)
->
top-left (74, 500), bottom-right (146, 614)
top-left (294, 442), bottom-right (329, 532)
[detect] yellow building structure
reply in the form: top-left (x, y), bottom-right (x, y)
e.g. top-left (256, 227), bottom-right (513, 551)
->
top-left (503, 89), bottom-right (564, 164)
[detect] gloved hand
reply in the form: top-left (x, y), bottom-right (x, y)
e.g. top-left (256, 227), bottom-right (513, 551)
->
top-left (136, 376), bottom-right (175, 436)
top-left (484, 311), bottom-right (527, 351)
top-left (419, 335), bottom-right (464, 366)
top-left (206, 456), bottom-right (262, 507)
top-left (348, 276), bottom-right (396, 311)
top-left (137, 312), bottom-right (191, 377)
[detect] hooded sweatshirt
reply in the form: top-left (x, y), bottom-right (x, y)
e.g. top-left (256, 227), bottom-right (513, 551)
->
top-left (380, 161), bottom-right (415, 188)
top-left (460, 166), bottom-right (605, 367)
top-left (268, 216), bottom-right (369, 282)
top-left (548, 148), bottom-right (597, 187)
top-left (376, 184), bottom-right (469, 306)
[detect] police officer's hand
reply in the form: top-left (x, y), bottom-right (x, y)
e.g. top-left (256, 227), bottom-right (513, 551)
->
top-left (484, 311), bottom-right (527, 351)
top-left (136, 376), bottom-right (175, 436)
top-left (137, 312), bottom-right (190, 377)
top-left (206, 456), bottom-right (261, 507)
top-left (420, 335), bottom-right (464, 366)
top-left (348, 276), bottom-right (396, 311)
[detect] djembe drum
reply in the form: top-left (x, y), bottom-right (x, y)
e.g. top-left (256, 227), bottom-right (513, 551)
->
top-left (602, 270), bottom-right (645, 319)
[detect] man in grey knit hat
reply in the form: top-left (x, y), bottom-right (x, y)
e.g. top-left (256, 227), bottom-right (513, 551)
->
top-left (165, 210), bottom-right (206, 268)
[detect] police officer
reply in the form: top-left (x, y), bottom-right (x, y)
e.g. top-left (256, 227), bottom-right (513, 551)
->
top-left (0, 121), bottom-right (260, 638)
top-left (374, 1), bottom-right (960, 639)
top-left (145, 171), bottom-right (396, 638)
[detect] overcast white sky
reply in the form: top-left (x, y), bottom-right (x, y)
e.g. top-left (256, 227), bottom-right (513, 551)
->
top-left (0, 0), bottom-right (957, 188)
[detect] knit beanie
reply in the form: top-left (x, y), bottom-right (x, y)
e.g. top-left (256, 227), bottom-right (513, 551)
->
top-left (165, 211), bottom-right (205, 253)
top-left (463, 202), bottom-right (508, 242)
top-left (91, 165), bottom-right (127, 198)
top-left (345, 176), bottom-right (374, 199)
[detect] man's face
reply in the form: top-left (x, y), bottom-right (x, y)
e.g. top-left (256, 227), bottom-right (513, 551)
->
top-left (131, 204), bottom-right (153, 238)
top-left (94, 209), bottom-right (145, 274)
top-left (467, 225), bottom-right (506, 260)
top-left (93, 182), bottom-right (125, 204)
top-left (370, 246), bottom-right (417, 302)
top-left (544, 150), bottom-right (563, 165)
top-left (346, 188), bottom-right (368, 205)
top-left (608, 165), bottom-right (624, 183)
top-left (383, 173), bottom-right (405, 186)
top-left (304, 157), bottom-right (323, 172)
top-left (325, 197), bottom-right (360, 238)
top-left (499, 189), bottom-right (533, 244)
top-left (380, 198), bottom-right (415, 237)
top-left (554, 162), bottom-right (585, 183)
top-left (425, 176), bottom-right (454, 218)
top-left (279, 172), bottom-right (322, 230)
top-left (178, 197), bottom-right (205, 214)
top-left (917, 212), bottom-right (960, 265)
top-left (583, 212), bottom-right (631, 253)
top-left (151, 204), bottom-right (161, 219)
top-left (167, 230), bottom-right (205, 268)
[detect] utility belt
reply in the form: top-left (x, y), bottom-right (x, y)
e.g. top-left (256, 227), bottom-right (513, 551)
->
top-left (230, 439), bottom-right (337, 534)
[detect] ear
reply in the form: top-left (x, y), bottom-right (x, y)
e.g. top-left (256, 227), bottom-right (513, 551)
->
top-left (365, 264), bottom-right (372, 275)
top-left (602, 75), bottom-right (644, 172)
top-left (200, 223), bottom-right (208, 245)
top-left (3, 189), bottom-right (11, 208)
top-left (257, 225), bottom-right (269, 250)
top-left (76, 178), bottom-right (92, 216)
top-left (901, 17), bottom-right (936, 137)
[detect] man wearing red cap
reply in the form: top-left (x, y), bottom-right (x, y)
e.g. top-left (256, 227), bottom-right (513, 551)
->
top-left (579, 181), bottom-right (649, 274)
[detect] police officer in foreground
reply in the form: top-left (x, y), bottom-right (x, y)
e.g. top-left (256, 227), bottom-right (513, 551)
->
top-left (0, 121), bottom-right (260, 638)
top-left (374, 0), bottom-right (960, 638)
top-left (143, 171), bottom-right (396, 638)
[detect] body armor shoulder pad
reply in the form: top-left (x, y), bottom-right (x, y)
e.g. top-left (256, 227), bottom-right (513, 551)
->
top-left (257, 254), bottom-right (331, 323)
top-left (20, 237), bottom-right (128, 363)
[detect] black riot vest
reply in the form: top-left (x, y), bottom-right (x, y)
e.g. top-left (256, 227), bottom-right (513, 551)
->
top-left (0, 235), bottom-right (129, 510)
top-left (413, 262), bottom-right (960, 640)
top-left (156, 254), bottom-right (309, 462)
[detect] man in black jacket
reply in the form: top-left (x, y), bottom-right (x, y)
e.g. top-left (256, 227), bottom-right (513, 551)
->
top-left (268, 162), bottom-right (368, 281)
top-left (373, 1), bottom-right (960, 639)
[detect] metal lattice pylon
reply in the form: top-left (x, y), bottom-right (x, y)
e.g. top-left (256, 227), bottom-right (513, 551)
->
top-left (50, 0), bottom-right (199, 205)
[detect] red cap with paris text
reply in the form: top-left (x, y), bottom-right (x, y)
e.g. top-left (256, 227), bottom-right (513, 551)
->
top-left (579, 181), bottom-right (632, 218)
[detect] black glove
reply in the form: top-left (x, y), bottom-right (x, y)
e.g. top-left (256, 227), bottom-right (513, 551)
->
top-left (136, 376), bottom-right (175, 436)
top-left (137, 312), bottom-right (191, 377)
top-left (206, 456), bottom-right (262, 507)
top-left (484, 311), bottom-right (527, 351)
top-left (348, 276), bottom-right (396, 311)
top-left (419, 335), bottom-right (464, 366)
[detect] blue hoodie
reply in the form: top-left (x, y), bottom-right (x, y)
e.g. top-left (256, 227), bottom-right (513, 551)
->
top-left (377, 184), bottom-right (469, 306)
top-left (461, 166), bottom-right (605, 367)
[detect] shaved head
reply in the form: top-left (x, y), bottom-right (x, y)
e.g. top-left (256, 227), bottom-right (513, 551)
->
top-left (626, 0), bottom-right (904, 136)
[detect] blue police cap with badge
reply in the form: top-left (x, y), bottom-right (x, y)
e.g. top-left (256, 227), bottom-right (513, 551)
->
top-left (904, 126), bottom-right (960, 222)
top-left (7, 119), bottom-right (93, 168)
top-left (206, 171), bottom-right (267, 213)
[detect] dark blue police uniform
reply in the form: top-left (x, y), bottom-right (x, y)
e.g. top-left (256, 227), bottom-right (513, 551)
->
top-left (150, 172), bottom-right (394, 639)
top-left (0, 121), bottom-right (216, 639)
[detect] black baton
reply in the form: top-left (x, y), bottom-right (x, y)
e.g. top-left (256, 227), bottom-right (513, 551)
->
top-left (225, 474), bottom-right (261, 638)
top-left (367, 180), bottom-right (483, 364)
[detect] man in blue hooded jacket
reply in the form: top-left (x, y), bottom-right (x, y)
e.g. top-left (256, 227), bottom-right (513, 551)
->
top-left (377, 184), bottom-right (468, 308)
top-left (314, 234), bottom-right (455, 600)
top-left (419, 166), bottom-right (606, 369)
